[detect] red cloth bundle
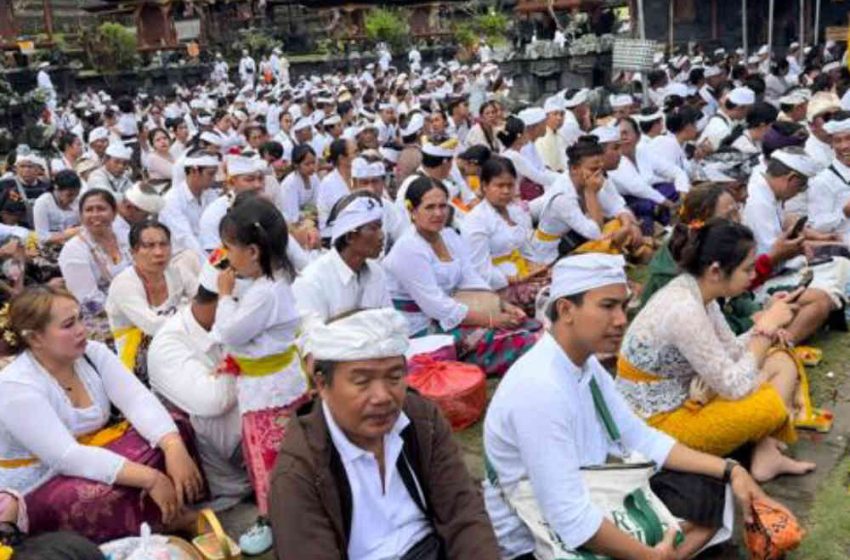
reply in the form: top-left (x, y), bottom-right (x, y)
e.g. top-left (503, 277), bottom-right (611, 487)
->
top-left (407, 356), bottom-right (486, 431)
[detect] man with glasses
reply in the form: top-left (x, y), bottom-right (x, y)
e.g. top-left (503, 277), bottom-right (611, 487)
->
top-left (805, 92), bottom-right (841, 169)
top-left (86, 143), bottom-right (133, 198)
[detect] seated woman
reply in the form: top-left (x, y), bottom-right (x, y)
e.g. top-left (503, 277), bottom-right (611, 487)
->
top-left (461, 157), bottom-right (547, 316)
top-left (143, 128), bottom-right (175, 184)
top-left (384, 176), bottom-right (541, 376)
top-left (32, 170), bottom-right (81, 246)
top-left (58, 189), bottom-right (132, 345)
top-left (530, 137), bottom-right (646, 265)
top-left (0, 286), bottom-right (203, 542)
top-left (642, 183), bottom-right (833, 342)
top-left (618, 219), bottom-right (816, 482)
top-left (275, 144), bottom-right (319, 225)
top-left (106, 220), bottom-right (196, 384)
top-left (498, 113), bottom-right (558, 201)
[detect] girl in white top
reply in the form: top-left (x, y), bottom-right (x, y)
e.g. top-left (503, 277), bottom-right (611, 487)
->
top-left (499, 113), bottom-right (559, 198)
top-left (168, 119), bottom-right (191, 160)
top-left (465, 100), bottom-right (504, 152)
top-left (275, 144), bottom-right (319, 224)
top-left (143, 128), bottom-right (175, 181)
top-left (317, 138), bottom-right (356, 239)
top-left (58, 189), bottom-right (133, 342)
top-left (0, 286), bottom-right (202, 539)
top-left (384, 176), bottom-right (541, 376)
top-left (106, 220), bottom-right (195, 383)
top-left (461, 157), bottom-right (540, 292)
top-left (32, 169), bottom-right (81, 244)
top-left (212, 195), bottom-right (309, 543)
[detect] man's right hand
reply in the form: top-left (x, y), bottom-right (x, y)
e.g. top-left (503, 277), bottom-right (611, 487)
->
top-left (650, 528), bottom-right (679, 560)
top-left (769, 230), bottom-right (805, 265)
top-left (842, 199), bottom-right (850, 218)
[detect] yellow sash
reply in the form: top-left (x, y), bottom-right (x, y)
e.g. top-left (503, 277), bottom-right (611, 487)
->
top-left (232, 345), bottom-right (299, 378)
top-left (113, 325), bottom-right (144, 372)
top-left (451, 196), bottom-right (472, 214)
top-left (0, 421), bottom-right (130, 469)
top-left (573, 219), bottom-right (624, 256)
top-left (0, 544), bottom-right (12, 560)
top-left (616, 355), bottom-right (663, 383)
top-left (534, 228), bottom-right (560, 243)
top-left (492, 249), bottom-right (530, 279)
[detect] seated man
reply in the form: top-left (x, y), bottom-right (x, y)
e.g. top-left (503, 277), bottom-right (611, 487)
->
top-left (808, 112), bottom-right (850, 244)
top-left (147, 279), bottom-right (251, 510)
top-left (484, 254), bottom-right (789, 560)
top-left (270, 308), bottom-right (500, 559)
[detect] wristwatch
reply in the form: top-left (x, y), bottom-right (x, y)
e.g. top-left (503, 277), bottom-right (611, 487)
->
top-left (722, 459), bottom-right (741, 483)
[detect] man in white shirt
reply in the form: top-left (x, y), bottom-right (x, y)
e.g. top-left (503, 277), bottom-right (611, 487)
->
top-left (148, 285), bottom-right (251, 510)
top-left (199, 155), bottom-right (266, 251)
top-left (559, 88), bottom-right (590, 149)
top-left (159, 151), bottom-right (220, 258)
top-left (238, 50), bottom-right (256, 89)
top-left (375, 103), bottom-right (398, 145)
top-left (36, 61), bottom-right (56, 109)
top-left (293, 192), bottom-right (391, 331)
top-left (808, 114), bottom-right (850, 244)
top-left (535, 95), bottom-right (567, 173)
top-left (86, 143), bottom-right (132, 199)
top-left (805, 92), bottom-right (840, 168)
top-left (698, 86), bottom-right (755, 152)
top-left (484, 254), bottom-right (785, 560)
top-left (270, 308), bottom-right (500, 559)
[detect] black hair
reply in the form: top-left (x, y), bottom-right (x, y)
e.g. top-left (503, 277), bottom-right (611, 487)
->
top-left (194, 285), bottom-right (218, 304)
top-left (56, 132), bottom-right (79, 153)
top-left (647, 69), bottom-right (668, 89)
top-left (458, 145), bottom-right (491, 166)
top-left (566, 136), bottom-right (604, 168)
top-left (421, 152), bottom-right (450, 169)
top-left (337, 100), bottom-right (354, 118)
top-left (746, 101), bottom-right (779, 129)
top-left (328, 138), bottom-right (351, 166)
top-left (79, 188), bottom-right (117, 213)
top-left (480, 156), bottom-right (517, 184)
top-left (53, 169), bottom-right (82, 192)
top-left (148, 127), bottom-right (170, 145)
top-left (496, 116), bottom-right (525, 149)
top-left (218, 192), bottom-right (295, 280)
top-left (546, 293), bottom-right (584, 324)
top-left (291, 144), bottom-right (316, 166)
top-left (128, 218), bottom-right (171, 250)
top-left (259, 141), bottom-right (283, 160)
top-left (168, 118), bottom-right (187, 132)
top-left (328, 190), bottom-right (383, 253)
top-left (479, 100), bottom-right (499, 117)
top-left (668, 218), bottom-right (755, 277)
top-left (620, 117), bottom-right (640, 139)
top-left (665, 106), bottom-right (702, 134)
top-left (447, 96), bottom-right (467, 114)
top-left (117, 98), bottom-right (135, 114)
top-left (405, 175), bottom-right (449, 209)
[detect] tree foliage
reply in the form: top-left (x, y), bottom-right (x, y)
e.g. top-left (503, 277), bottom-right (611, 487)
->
top-left (86, 23), bottom-right (137, 73)
top-left (364, 8), bottom-right (409, 49)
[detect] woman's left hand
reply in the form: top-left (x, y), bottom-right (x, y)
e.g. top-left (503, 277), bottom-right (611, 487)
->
top-left (217, 268), bottom-right (237, 297)
top-left (161, 435), bottom-right (203, 507)
top-left (503, 302), bottom-right (527, 320)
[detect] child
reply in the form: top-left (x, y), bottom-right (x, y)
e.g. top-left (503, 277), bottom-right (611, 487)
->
top-left (212, 193), bottom-right (310, 555)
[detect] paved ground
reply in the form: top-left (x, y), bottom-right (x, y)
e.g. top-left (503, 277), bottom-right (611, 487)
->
top-left (216, 326), bottom-right (850, 559)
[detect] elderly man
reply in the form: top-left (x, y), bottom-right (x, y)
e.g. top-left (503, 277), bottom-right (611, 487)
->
top-left (698, 86), bottom-right (755, 152)
top-left (805, 92), bottom-right (840, 168)
top-left (270, 308), bottom-right (500, 559)
top-left (807, 112), bottom-right (850, 245)
top-left (0, 153), bottom-right (51, 204)
top-left (86, 143), bottom-right (133, 198)
top-left (535, 95), bottom-right (567, 173)
top-left (86, 126), bottom-right (111, 162)
top-left (484, 254), bottom-right (789, 560)
top-left (148, 280), bottom-right (251, 511)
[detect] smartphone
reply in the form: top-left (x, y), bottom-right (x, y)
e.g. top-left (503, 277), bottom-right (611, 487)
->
top-left (786, 268), bottom-right (814, 303)
top-left (788, 215), bottom-right (808, 239)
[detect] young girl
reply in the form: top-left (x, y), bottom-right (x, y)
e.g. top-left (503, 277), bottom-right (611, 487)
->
top-left (212, 193), bottom-right (310, 554)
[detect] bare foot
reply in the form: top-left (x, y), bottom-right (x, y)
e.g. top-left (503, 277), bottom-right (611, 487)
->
top-left (751, 439), bottom-right (816, 482)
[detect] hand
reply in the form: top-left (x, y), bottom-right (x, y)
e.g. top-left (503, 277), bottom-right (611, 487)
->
top-left (217, 268), bottom-right (237, 297)
top-left (583, 169), bottom-right (606, 192)
top-left (63, 226), bottom-right (80, 241)
top-left (493, 310), bottom-right (522, 329)
top-left (0, 239), bottom-right (20, 260)
top-left (649, 528), bottom-right (679, 560)
top-left (161, 437), bottom-right (203, 508)
top-left (729, 466), bottom-right (788, 524)
top-left (145, 471), bottom-right (179, 525)
top-left (769, 231), bottom-right (805, 264)
top-left (757, 298), bottom-right (797, 331)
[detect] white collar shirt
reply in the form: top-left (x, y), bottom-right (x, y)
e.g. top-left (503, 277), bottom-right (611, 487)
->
top-left (159, 181), bottom-right (220, 258)
top-left (743, 171), bottom-right (785, 256)
top-left (292, 249), bottom-right (391, 332)
top-left (322, 402), bottom-right (431, 560)
top-left (808, 158), bottom-right (850, 240)
top-left (805, 134), bottom-right (834, 169)
top-left (483, 333), bottom-right (676, 557)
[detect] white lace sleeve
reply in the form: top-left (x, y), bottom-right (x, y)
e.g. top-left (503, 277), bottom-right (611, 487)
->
top-left (659, 293), bottom-right (760, 399)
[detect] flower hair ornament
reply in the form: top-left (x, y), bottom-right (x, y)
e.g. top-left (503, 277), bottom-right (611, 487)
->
top-left (0, 303), bottom-right (19, 348)
top-left (688, 219), bottom-right (705, 231)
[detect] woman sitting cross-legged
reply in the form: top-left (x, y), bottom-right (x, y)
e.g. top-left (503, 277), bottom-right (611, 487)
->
top-left (618, 219), bottom-right (816, 482)
top-left (384, 175), bottom-right (542, 376)
top-left (0, 286), bottom-right (203, 542)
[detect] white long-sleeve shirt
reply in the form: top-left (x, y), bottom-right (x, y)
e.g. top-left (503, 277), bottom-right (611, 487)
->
top-left (32, 192), bottom-right (79, 239)
top-left (58, 230), bottom-right (132, 308)
top-left (743, 172), bottom-right (785, 256)
top-left (384, 228), bottom-right (489, 336)
top-left (637, 135), bottom-right (691, 193)
top-left (0, 341), bottom-right (177, 494)
top-left (212, 274), bottom-right (308, 413)
top-left (316, 169), bottom-right (350, 236)
top-left (502, 148), bottom-right (560, 191)
top-left (159, 181), bottom-right (220, 258)
top-left (276, 171), bottom-right (319, 224)
top-left (608, 157), bottom-right (668, 204)
top-left (292, 249), bottom-right (392, 332)
top-left (808, 159), bottom-right (850, 243)
top-left (460, 199), bottom-right (534, 290)
top-left (484, 333), bottom-right (676, 557)
top-left (805, 134), bottom-right (835, 169)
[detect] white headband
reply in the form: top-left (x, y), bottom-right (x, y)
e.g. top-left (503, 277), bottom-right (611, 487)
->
top-left (330, 196), bottom-right (384, 243)
top-left (183, 154), bottom-right (220, 167)
top-left (590, 125), bottom-right (621, 144)
top-left (547, 254), bottom-right (627, 312)
top-left (823, 118), bottom-right (850, 136)
top-left (352, 157), bottom-right (386, 180)
top-left (771, 148), bottom-right (822, 178)
top-left (307, 308), bottom-right (409, 361)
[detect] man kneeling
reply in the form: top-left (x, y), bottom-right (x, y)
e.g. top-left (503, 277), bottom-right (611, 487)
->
top-left (484, 254), bottom-right (791, 560)
top-left (269, 308), bottom-right (500, 559)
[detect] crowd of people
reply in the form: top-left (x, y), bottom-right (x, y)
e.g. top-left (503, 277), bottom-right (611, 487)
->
top-left (0, 31), bottom-right (848, 560)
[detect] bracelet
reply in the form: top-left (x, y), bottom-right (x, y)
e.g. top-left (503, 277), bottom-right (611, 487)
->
top-left (750, 325), bottom-right (777, 342)
top-left (722, 459), bottom-right (741, 484)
